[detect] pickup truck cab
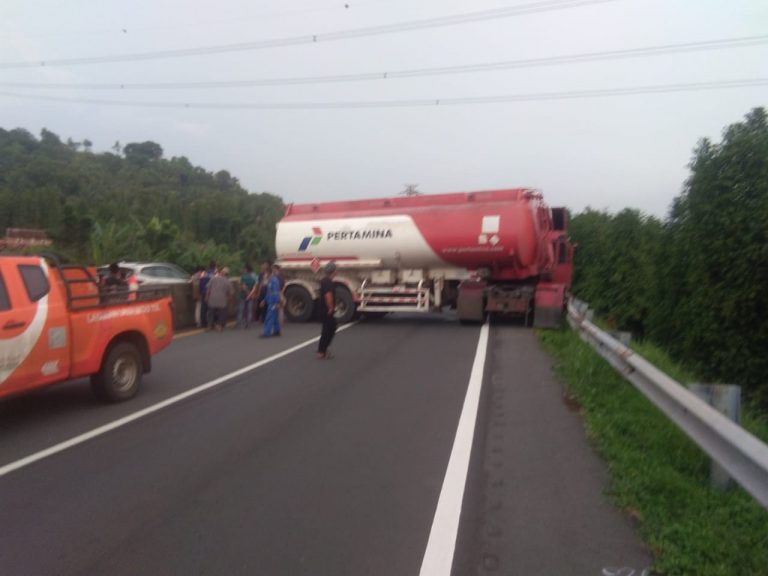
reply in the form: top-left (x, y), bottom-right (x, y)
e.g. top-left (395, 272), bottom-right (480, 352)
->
top-left (0, 255), bottom-right (174, 402)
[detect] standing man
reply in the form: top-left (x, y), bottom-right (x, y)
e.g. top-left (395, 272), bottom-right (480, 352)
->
top-left (102, 263), bottom-right (127, 304)
top-left (261, 264), bottom-right (283, 338)
top-left (237, 264), bottom-right (256, 328)
top-left (103, 263), bottom-right (127, 291)
top-left (206, 267), bottom-right (234, 331)
top-left (317, 262), bottom-right (337, 359)
top-left (199, 260), bottom-right (216, 330)
top-left (190, 265), bottom-right (204, 328)
top-left (256, 261), bottom-right (269, 324)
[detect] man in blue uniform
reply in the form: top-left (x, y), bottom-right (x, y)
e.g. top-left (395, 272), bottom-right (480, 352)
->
top-left (261, 264), bottom-right (283, 337)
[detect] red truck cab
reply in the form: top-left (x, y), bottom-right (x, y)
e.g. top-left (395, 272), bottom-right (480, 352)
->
top-left (0, 255), bottom-right (174, 402)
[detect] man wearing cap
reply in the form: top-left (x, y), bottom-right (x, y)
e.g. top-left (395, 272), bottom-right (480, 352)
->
top-left (317, 262), bottom-right (338, 359)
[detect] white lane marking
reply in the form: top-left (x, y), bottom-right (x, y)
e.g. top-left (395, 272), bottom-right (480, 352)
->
top-left (419, 319), bottom-right (489, 576)
top-left (0, 323), bottom-right (357, 478)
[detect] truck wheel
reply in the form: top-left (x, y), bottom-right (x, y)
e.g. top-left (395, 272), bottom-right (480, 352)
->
top-left (334, 286), bottom-right (355, 324)
top-left (284, 286), bottom-right (314, 322)
top-left (91, 342), bottom-right (142, 402)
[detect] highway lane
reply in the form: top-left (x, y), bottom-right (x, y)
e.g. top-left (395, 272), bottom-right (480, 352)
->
top-left (0, 315), bottom-right (651, 575)
top-left (0, 314), bottom-right (481, 575)
top-left (0, 322), bottom-right (325, 466)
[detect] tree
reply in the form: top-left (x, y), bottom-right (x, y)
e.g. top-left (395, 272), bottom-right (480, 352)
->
top-left (40, 128), bottom-right (61, 147)
top-left (570, 208), bottom-right (662, 336)
top-left (650, 108), bottom-right (768, 402)
top-left (0, 126), bottom-right (284, 277)
top-left (123, 141), bottom-right (163, 164)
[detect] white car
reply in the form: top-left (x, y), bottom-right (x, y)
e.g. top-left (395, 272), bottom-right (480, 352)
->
top-left (98, 262), bottom-right (190, 285)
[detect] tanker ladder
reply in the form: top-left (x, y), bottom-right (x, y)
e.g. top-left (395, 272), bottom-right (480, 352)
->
top-left (358, 278), bottom-right (432, 314)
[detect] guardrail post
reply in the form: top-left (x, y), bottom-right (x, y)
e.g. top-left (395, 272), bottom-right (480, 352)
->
top-left (687, 384), bottom-right (742, 489)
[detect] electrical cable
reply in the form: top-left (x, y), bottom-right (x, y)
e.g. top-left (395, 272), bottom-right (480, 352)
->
top-left (0, 0), bottom-right (619, 69)
top-left (1, 35), bottom-right (765, 90)
top-left (0, 78), bottom-right (765, 109)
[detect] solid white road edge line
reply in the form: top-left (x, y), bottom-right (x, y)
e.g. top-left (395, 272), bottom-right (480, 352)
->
top-left (0, 322), bottom-right (357, 478)
top-left (419, 319), bottom-right (490, 576)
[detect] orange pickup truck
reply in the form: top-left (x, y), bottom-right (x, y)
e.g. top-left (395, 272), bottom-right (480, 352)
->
top-left (0, 255), bottom-right (173, 402)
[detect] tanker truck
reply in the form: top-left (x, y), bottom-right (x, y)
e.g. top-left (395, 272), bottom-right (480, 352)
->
top-left (275, 188), bottom-right (573, 327)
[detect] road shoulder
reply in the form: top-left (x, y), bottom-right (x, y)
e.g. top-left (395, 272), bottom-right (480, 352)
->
top-left (453, 324), bottom-right (653, 575)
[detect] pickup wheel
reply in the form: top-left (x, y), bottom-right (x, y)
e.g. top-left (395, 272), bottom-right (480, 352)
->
top-left (91, 342), bottom-right (143, 402)
top-left (284, 285), bottom-right (314, 323)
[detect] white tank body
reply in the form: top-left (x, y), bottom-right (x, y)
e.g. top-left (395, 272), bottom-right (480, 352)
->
top-left (275, 215), bottom-right (450, 269)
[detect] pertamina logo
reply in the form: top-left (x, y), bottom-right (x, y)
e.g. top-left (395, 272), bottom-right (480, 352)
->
top-left (299, 227), bottom-right (322, 252)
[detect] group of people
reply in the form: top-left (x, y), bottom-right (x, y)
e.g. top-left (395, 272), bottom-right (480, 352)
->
top-left (191, 261), bottom-right (285, 337)
top-left (190, 262), bottom-right (234, 332)
top-left (190, 259), bottom-right (339, 358)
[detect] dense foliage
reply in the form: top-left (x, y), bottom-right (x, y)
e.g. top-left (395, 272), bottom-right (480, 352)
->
top-left (570, 107), bottom-right (768, 404)
top-left (0, 127), bottom-right (284, 271)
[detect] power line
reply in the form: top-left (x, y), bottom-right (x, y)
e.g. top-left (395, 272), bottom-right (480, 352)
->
top-left (0, 0), bottom-right (618, 69)
top-left (0, 79), bottom-right (765, 109)
top-left (2, 35), bottom-right (765, 90)
top-left (2, 1), bottom-right (381, 40)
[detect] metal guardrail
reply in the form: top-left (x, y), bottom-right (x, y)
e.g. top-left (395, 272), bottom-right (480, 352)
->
top-left (567, 299), bottom-right (768, 510)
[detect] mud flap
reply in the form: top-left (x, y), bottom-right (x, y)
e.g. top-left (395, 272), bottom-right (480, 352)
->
top-left (533, 283), bottom-right (566, 328)
top-left (457, 280), bottom-right (486, 323)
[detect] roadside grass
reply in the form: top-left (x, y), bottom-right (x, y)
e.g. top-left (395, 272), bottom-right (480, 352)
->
top-left (538, 328), bottom-right (768, 576)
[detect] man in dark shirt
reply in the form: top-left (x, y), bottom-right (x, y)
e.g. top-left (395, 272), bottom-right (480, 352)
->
top-left (103, 263), bottom-right (127, 290)
top-left (102, 262), bottom-right (127, 303)
top-left (199, 260), bottom-right (216, 329)
top-left (317, 262), bottom-right (338, 359)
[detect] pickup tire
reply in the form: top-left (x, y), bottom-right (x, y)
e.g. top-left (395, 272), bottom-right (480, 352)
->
top-left (91, 342), bottom-right (143, 402)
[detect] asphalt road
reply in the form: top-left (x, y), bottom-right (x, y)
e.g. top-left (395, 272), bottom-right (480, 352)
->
top-left (0, 315), bottom-right (652, 575)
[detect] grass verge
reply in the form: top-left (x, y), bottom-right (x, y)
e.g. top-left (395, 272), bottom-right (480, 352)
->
top-left (538, 328), bottom-right (768, 576)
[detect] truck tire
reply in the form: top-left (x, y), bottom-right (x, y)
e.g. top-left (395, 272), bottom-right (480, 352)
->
top-left (91, 341), bottom-right (142, 402)
top-left (284, 285), bottom-right (314, 323)
top-left (334, 286), bottom-right (355, 324)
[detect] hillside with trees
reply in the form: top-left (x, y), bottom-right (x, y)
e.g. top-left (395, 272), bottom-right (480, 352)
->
top-left (0, 127), bottom-right (284, 270)
top-left (569, 107), bottom-right (768, 406)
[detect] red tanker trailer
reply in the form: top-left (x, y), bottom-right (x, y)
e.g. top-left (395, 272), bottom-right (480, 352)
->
top-left (275, 188), bottom-right (573, 326)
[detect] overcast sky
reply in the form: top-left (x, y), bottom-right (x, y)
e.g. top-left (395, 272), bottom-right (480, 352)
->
top-left (2, 0), bottom-right (766, 218)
